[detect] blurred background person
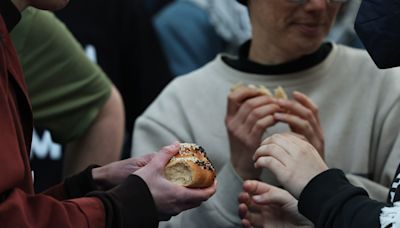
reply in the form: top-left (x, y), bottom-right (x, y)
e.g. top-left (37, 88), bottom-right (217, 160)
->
top-left (10, 8), bottom-right (124, 191)
top-left (154, 0), bottom-right (362, 77)
top-left (0, 0), bottom-right (216, 226)
top-left (239, 0), bottom-right (400, 226)
top-left (132, 0), bottom-right (400, 227)
top-left (154, 0), bottom-right (251, 76)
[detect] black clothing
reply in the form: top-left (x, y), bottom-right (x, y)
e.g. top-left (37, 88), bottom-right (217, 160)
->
top-left (223, 40), bottom-right (332, 75)
top-left (299, 167), bottom-right (400, 227)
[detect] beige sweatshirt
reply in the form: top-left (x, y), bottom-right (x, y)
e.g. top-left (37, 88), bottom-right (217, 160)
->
top-left (132, 43), bottom-right (400, 227)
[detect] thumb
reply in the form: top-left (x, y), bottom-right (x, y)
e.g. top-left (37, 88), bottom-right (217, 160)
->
top-left (252, 186), bottom-right (294, 206)
top-left (243, 180), bottom-right (271, 195)
top-left (152, 143), bottom-right (180, 167)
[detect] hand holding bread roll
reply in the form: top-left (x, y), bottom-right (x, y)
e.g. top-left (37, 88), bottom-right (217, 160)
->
top-left (165, 143), bottom-right (216, 188)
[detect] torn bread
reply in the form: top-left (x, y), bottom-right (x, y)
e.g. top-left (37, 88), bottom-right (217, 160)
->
top-left (165, 143), bottom-right (216, 188)
top-left (230, 83), bottom-right (288, 99)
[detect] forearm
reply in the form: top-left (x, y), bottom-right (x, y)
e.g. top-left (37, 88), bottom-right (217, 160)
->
top-left (2, 172), bottom-right (157, 228)
top-left (345, 173), bottom-right (389, 201)
top-left (43, 165), bottom-right (100, 200)
top-left (63, 86), bottom-right (124, 177)
top-left (0, 188), bottom-right (105, 228)
top-left (299, 169), bottom-right (386, 228)
top-left (44, 164), bottom-right (158, 228)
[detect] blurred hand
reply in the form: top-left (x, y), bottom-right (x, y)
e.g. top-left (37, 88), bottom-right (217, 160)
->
top-left (226, 86), bottom-right (281, 180)
top-left (273, 91), bottom-right (324, 159)
top-left (238, 180), bottom-right (312, 228)
top-left (92, 153), bottom-right (155, 189)
top-left (134, 143), bottom-right (217, 220)
top-left (254, 134), bottom-right (328, 198)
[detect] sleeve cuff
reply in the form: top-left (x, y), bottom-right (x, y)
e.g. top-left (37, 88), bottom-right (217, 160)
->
top-left (298, 168), bottom-right (369, 224)
top-left (64, 165), bottom-right (100, 198)
top-left (88, 175), bottom-right (158, 228)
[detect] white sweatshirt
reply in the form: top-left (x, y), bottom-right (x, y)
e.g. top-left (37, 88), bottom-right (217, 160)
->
top-left (132, 43), bottom-right (400, 227)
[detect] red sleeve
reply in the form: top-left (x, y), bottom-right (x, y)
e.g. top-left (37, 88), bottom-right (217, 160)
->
top-left (0, 188), bottom-right (105, 228)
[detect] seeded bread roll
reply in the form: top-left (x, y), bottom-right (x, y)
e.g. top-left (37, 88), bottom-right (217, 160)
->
top-left (165, 143), bottom-right (216, 188)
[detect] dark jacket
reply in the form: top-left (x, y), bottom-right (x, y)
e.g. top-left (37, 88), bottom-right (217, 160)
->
top-left (298, 166), bottom-right (400, 227)
top-left (0, 1), bottom-right (158, 227)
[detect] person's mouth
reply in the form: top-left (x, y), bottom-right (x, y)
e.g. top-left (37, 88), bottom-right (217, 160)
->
top-left (295, 23), bottom-right (324, 36)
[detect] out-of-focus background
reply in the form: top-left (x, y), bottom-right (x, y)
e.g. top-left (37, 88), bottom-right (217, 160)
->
top-left (30, 0), bottom-right (362, 192)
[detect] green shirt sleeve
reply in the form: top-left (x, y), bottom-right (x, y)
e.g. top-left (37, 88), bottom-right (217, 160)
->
top-left (10, 7), bottom-right (112, 143)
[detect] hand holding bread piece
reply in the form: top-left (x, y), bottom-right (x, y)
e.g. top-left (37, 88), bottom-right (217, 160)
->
top-left (274, 86), bottom-right (288, 99)
top-left (230, 83), bottom-right (288, 99)
top-left (165, 143), bottom-right (216, 188)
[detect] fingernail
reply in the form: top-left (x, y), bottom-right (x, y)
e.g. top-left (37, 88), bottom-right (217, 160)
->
top-left (274, 113), bottom-right (283, 118)
top-left (253, 195), bottom-right (262, 202)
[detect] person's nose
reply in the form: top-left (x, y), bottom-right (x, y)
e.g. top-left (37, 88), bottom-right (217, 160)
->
top-left (304, 0), bottom-right (329, 12)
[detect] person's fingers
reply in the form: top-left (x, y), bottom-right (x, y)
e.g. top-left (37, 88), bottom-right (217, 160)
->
top-left (260, 134), bottom-right (300, 157)
top-left (274, 109), bottom-right (321, 138)
top-left (293, 91), bottom-right (320, 123)
top-left (246, 102), bottom-right (280, 136)
top-left (254, 156), bottom-right (283, 170)
top-left (250, 115), bottom-right (276, 137)
top-left (253, 142), bottom-right (291, 173)
top-left (274, 113), bottom-right (316, 140)
top-left (152, 143), bottom-right (180, 167)
top-left (227, 87), bottom-right (263, 115)
top-left (276, 98), bottom-right (315, 121)
top-left (276, 95), bottom-right (323, 140)
top-left (234, 96), bottom-right (277, 128)
top-left (253, 143), bottom-right (288, 162)
top-left (171, 181), bottom-right (218, 213)
top-left (179, 180), bottom-right (217, 204)
top-left (274, 134), bottom-right (316, 158)
top-left (243, 180), bottom-right (269, 196)
top-left (282, 132), bottom-right (307, 141)
top-left (242, 210), bottom-right (265, 228)
top-left (138, 153), bottom-right (156, 164)
top-left (241, 218), bottom-right (253, 228)
top-left (238, 203), bottom-right (249, 220)
top-left (260, 133), bottom-right (284, 146)
top-left (238, 192), bottom-right (251, 205)
top-left (245, 104), bottom-right (281, 128)
top-left (252, 186), bottom-right (294, 206)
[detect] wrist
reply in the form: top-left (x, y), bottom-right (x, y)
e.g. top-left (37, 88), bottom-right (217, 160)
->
top-left (63, 165), bottom-right (100, 198)
top-left (92, 166), bottom-right (109, 190)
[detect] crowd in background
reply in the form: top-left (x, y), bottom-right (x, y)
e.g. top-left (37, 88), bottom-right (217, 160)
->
top-left (31, 0), bottom-right (363, 191)
top-left (3, 0), bottom-right (400, 227)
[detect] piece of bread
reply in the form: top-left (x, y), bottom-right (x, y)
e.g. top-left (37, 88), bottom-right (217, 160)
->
top-left (258, 85), bottom-right (273, 97)
top-left (274, 86), bottom-right (288, 99)
top-left (230, 81), bottom-right (245, 92)
top-left (165, 143), bottom-right (216, 188)
top-left (230, 82), bottom-right (288, 99)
